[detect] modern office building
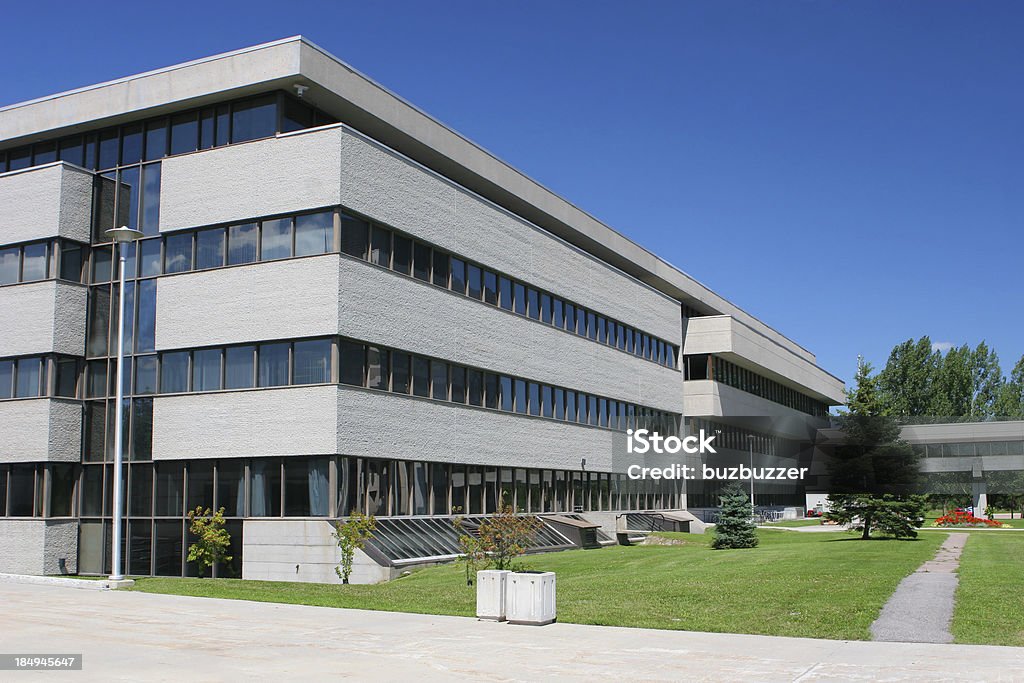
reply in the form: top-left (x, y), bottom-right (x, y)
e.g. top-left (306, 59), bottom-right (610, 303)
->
top-left (0, 37), bottom-right (846, 581)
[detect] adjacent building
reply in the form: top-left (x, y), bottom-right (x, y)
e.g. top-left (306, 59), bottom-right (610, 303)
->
top-left (0, 37), bottom-right (846, 581)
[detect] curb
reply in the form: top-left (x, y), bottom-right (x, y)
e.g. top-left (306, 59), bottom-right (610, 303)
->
top-left (0, 573), bottom-right (135, 590)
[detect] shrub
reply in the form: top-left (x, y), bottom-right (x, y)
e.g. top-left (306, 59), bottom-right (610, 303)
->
top-left (713, 484), bottom-right (759, 549)
top-left (332, 512), bottom-right (377, 584)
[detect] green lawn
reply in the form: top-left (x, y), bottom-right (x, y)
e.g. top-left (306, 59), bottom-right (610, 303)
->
top-left (953, 532), bottom-right (1024, 647)
top-left (131, 529), bottom-right (943, 641)
top-left (759, 519), bottom-right (831, 528)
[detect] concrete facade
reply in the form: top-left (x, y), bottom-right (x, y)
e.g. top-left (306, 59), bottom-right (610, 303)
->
top-left (0, 162), bottom-right (93, 244)
top-left (0, 280), bottom-right (87, 356)
top-left (0, 399), bottom-right (82, 462)
top-left (0, 519), bottom-right (78, 575)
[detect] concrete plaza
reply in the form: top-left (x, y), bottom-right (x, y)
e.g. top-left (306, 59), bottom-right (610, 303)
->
top-left (0, 582), bottom-right (1021, 682)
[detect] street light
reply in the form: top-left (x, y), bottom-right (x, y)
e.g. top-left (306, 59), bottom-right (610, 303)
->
top-left (746, 434), bottom-right (756, 520)
top-left (105, 225), bottom-right (143, 581)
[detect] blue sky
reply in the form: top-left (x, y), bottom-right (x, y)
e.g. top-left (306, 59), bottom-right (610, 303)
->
top-left (3, 1), bottom-right (1022, 386)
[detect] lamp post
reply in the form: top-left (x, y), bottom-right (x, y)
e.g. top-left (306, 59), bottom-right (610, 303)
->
top-left (747, 434), bottom-right (756, 520)
top-left (105, 225), bottom-right (144, 581)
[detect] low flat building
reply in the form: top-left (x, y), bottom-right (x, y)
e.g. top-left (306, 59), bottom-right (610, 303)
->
top-left (0, 37), bottom-right (845, 580)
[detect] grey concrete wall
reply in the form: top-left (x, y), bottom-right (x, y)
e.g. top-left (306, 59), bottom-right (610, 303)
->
top-left (242, 519), bottom-right (391, 584)
top-left (158, 126), bottom-right (344, 231)
top-left (0, 520), bottom-right (77, 575)
top-left (338, 256), bottom-right (681, 411)
top-left (0, 281), bottom-right (87, 357)
top-left (0, 399), bottom-right (81, 463)
top-left (152, 386), bottom-right (339, 460)
top-left (340, 130), bottom-right (681, 344)
top-left (683, 380), bottom-right (824, 440)
top-left (683, 315), bottom-right (845, 404)
top-left (0, 163), bottom-right (92, 245)
top-left (154, 255), bottom-right (339, 349)
top-left (901, 421), bottom-right (1024, 444)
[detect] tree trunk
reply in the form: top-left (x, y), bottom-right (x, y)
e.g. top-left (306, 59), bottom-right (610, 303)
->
top-left (861, 514), bottom-right (872, 540)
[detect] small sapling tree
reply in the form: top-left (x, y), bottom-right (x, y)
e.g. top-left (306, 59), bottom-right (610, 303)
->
top-left (477, 505), bottom-right (544, 571)
top-left (712, 484), bottom-right (759, 549)
top-left (186, 506), bottom-right (232, 578)
top-left (332, 512), bottom-right (377, 584)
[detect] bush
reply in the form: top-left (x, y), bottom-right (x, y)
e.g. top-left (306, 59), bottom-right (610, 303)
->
top-left (186, 506), bottom-right (232, 578)
top-left (713, 484), bottom-right (759, 550)
top-left (332, 512), bottom-right (377, 584)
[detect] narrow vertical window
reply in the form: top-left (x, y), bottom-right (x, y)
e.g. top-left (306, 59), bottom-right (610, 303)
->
top-left (195, 228), bottom-right (226, 270)
top-left (366, 346), bottom-right (388, 390)
top-left (467, 264), bottom-right (482, 299)
top-left (431, 250), bottom-right (449, 287)
top-left (225, 346), bottom-right (255, 389)
top-left (339, 341), bottom-right (366, 387)
top-left (430, 361), bottom-right (448, 400)
top-left (483, 271), bottom-right (498, 305)
top-left (164, 233), bottom-right (193, 273)
top-left (340, 214), bottom-right (369, 259)
top-left (258, 343), bottom-right (290, 387)
top-left (391, 352), bottom-right (410, 394)
top-left (294, 339), bottom-right (331, 385)
top-left (392, 234), bottom-right (412, 275)
top-left (485, 373), bottom-right (499, 410)
top-left (192, 349), bottom-right (223, 392)
top-left (260, 217), bottom-right (292, 261)
top-left (228, 223), bottom-right (257, 265)
top-left (369, 226), bottom-right (391, 267)
top-left (450, 258), bottom-right (466, 295)
top-left (413, 243), bottom-right (432, 282)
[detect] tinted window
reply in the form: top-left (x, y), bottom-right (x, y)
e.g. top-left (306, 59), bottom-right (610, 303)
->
top-left (164, 233), bottom-right (193, 273)
top-left (59, 243), bottom-right (84, 282)
top-left (261, 218), bottom-right (292, 261)
top-left (8, 147), bottom-right (31, 171)
top-left (135, 355), bottom-right (157, 395)
top-left (228, 223), bottom-right (257, 265)
top-left (450, 258), bottom-right (466, 294)
top-left (339, 341), bottom-right (365, 386)
top-left (98, 129), bottom-right (119, 169)
top-left (170, 112), bottom-right (199, 155)
top-left (295, 211), bottom-right (333, 257)
top-left (467, 264), bottom-right (482, 299)
top-left (432, 250), bottom-right (449, 287)
top-left (121, 124), bottom-right (143, 165)
top-left (369, 226), bottom-right (391, 267)
top-left (160, 352), bottom-right (190, 393)
top-left (258, 343), bottom-right (290, 387)
top-left (483, 271), bottom-right (498, 305)
top-left (225, 346), bottom-right (255, 389)
top-left (34, 142), bottom-right (57, 165)
top-left (392, 234), bottom-right (412, 275)
top-left (135, 279), bottom-right (157, 353)
top-left (413, 243), bottom-right (431, 281)
top-left (282, 98), bottom-right (314, 133)
top-left (412, 357), bottom-right (430, 397)
top-left (340, 214), bottom-right (369, 259)
top-left (0, 248), bottom-right (19, 284)
top-left (391, 351), bottom-right (410, 393)
top-left (55, 358), bottom-right (78, 397)
top-left (15, 358), bottom-right (42, 397)
top-left (192, 349), bottom-right (222, 392)
top-left (294, 339), bottom-right (331, 384)
top-left (499, 277), bottom-right (513, 311)
top-left (196, 228), bottom-right (225, 269)
top-left (431, 361), bottom-right (448, 400)
top-left (140, 163), bottom-right (162, 235)
top-left (145, 120), bottom-right (168, 161)
top-left (231, 96), bottom-right (277, 143)
top-left (451, 366), bottom-right (466, 403)
top-left (513, 283), bottom-right (526, 315)
top-left (59, 136), bottom-right (85, 166)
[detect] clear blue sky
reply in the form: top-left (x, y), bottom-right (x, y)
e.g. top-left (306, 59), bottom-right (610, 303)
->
top-left (3, 1), bottom-right (1022, 387)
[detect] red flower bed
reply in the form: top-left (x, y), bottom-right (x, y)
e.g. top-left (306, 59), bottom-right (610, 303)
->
top-left (934, 511), bottom-right (1004, 528)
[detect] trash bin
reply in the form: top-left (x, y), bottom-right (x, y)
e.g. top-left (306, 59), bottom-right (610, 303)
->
top-left (476, 570), bottom-right (511, 621)
top-left (505, 571), bottom-right (556, 625)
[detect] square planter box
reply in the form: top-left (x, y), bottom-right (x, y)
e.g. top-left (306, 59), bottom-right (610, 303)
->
top-left (505, 571), bottom-right (556, 626)
top-left (476, 570), bottom-right (511, 621)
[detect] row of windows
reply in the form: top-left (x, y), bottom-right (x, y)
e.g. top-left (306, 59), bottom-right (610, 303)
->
top-left (0, 463), bottom-right (75, 518)
top-left (82, 336), bottom-right (678, 436)
top-left (684, 354), bottom-right (830, 417)
top-left (339, 211), bottom-right (678, 368)
top-left (0, 92), bottom-right (336, 176)
top-left (0, 238), bottom-right (88, 286)
top-left (688, 418), bottom-right (786, 458)
top-left (919, 441), bottom-right (1024, 458)
top-left (0, 355), bottom-right (79, 400)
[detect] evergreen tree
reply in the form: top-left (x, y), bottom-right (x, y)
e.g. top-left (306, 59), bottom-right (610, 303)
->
top-left (712, 484), bottom-right (759, 550)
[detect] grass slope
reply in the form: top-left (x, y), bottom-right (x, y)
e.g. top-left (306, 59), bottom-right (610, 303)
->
top-left (132, 529), bottom-right (943, 641)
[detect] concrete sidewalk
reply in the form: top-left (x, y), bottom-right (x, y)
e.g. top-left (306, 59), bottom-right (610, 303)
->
top-left (1, 582), bottom-right (1021, 682)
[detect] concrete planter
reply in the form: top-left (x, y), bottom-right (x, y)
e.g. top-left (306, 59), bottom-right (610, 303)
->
top-left (505, 571), bottom-right (556, 626)
top-left (476, 570), bottom-right (511, 621)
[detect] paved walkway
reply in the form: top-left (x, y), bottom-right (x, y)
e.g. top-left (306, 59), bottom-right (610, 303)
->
top-left (870, 532), bottom-right (969, 643)
top-left (2, 582), bottom-right (1022, 681)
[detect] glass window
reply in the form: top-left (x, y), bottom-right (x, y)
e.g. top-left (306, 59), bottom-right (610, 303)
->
top-left (294, 339), bottom-right (331, 384)
top-left (467, 264), bottom-right (482, 299)
top-left (195, 228), bottom-right (225, 269)
top-left (217, 461), bottom-right (245, 517)
top-left (369, 226), bottom-right (391, 267)
top-left (135, 355), bottom-right (157, 395)
top-left (597, 316), bottom-right (607, 343)
top-left (228, 223), bottom-right (258, 265)
top-left (566, 390), bottom-right (577, 422)
top-left (587, 311), bottom-right (598, 340)
top-left (514, 379), bottom-right (527, 414)
top-left (21, 242), bottom-right (47, 281)
top-left (285, 458), bottom-right (329, 517)
top-left (565, 303), bottom-right (577, 334)
top-left (412, 357), bottom-right (430, 397)
top-left (187, 461), bottom-right (214, 512)
top-left (589, 395), bottom-right (599, 426)
top-left (200, 108), bottom-right (215, 149)
top-left (215, 105), bottom-right (230, 146)
top-left (0, 248), bottom-right (19, 285)
top-left (450, 258), bottom-right (466, 294)
top-left (140, 163), bottom-right (162, 236)
top-left (432, 250), bottom-right (449, 287)
top-left (364, 346), bottom-right (387, 390)
top-left (282, 98), bottom-right (314, 133)
top-left (340, 214), bottom-right (369, 259)
top-left (225, 346), bottom-right (255, 389)
top-left (540, 294), bottom-right (552, 324)
top-left (86, 288), bottom-right (110, 357)
top-left (9, 465), bottom-right (36, 516)
top-left (554, 388), bottom-right (565, 420)
top-left (160, 352), bottom-right (189, 393)
top-left (413, 242), bottom-right (431, 282)
top-left (59, 136), bottom-right (85, 166)
top-left (135, 279), bottom-right (157, 353)
top-left (0, 360), bottom-right (12, 399)
top-left (483, 270), bottom-right (498, 305)
top-left (34, 142), bottom-right (57, 165)
top-left (87, 360), bottom-right (107, 398)
top-left (431, 361), bottom-right (448, 400)
top-left (249, 460), bottom-right (281, 517)
top-left (450, 365), bottom-right (466, 403)
top-left (528, 382), bottom-right (541, 416)
top-left (145, 120), bottom-right (168, 161)
top-left (49, 464), bottom-right (76, 517)
top-left (261, 217), bottom-right (292, 261)
top-left (8, 146), bottom-right (31, 171)
top-left (513, 283), bottom-right (526, 315)
top-left (59, 242), bottom-right (84, 282)
top-left (170, 112), bottom-right (199, 155)
top-left (485, 373), bottom-right (500, 410)
top-left (296, 211), bottom-right (333, 257)
top-left (231, 95), bottom-right (276, 143)
top-left (467, 369), bottom-right (483, 406)
top-left (164, 233), bottom-right (193, 273)
top-left (92, 246), bottom-right (114, 285)
top-left (527, 288), bottom-right (540, 320)
top-left (192, 349), bottom-right (222, 392)
top-left (392, 234), bottom-right (412, 275)
top-left (339, 341), bottom-right (365, 386)
top-left (55, 358), bottom-right (78, 397)
top-left (98, 129), bottom-right (119, 169)
top-left (15, 358), bottom-right (42, 398)
top-left (499, 277), bottom-right (514, 311)
top-left (542, 385), bottom-right (553, 418)
top-left (258, 343), bottom-right (290, 387)
top-left (121, 124), bottom-right (143, 165)
top-left (391, 351), bottom-right (410, 394)
top-left (138, 238), bottom-right (162, 278)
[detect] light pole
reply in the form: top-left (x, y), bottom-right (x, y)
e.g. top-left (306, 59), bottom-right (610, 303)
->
top-left (105, 225), bottom-right (143, 581)
top-left (747, 434), bottom-right (755, 520)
